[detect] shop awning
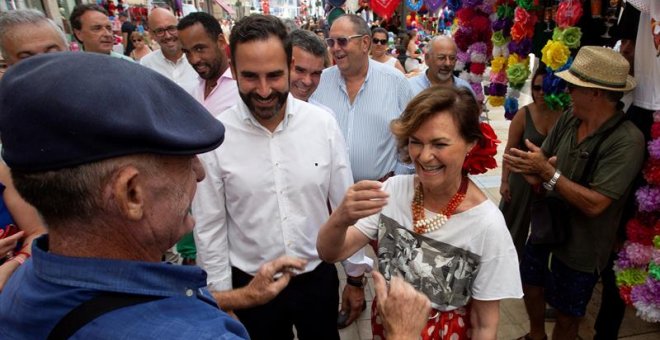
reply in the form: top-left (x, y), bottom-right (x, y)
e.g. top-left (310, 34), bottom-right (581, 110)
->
top-left (214, 0), bottom-right (236, 16)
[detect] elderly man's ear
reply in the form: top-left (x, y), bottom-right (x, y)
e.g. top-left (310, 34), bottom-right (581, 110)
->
top-left (109, 166), bottom-right (145, 221)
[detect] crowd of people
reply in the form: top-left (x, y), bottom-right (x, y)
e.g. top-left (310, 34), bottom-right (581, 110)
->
top-left (0, 2), bottom-right (658, 339)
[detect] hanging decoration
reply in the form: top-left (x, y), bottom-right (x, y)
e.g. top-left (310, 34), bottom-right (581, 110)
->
top-left (487, 0), bottom-right (515, 110)
top-left (540, 0), bottom-right (583, 111)
top-left (426, 0), bottom-right (444, 12)
top-left (453, 0), bottom-right (494, 104)
top-left (615, 111), bottom-right (660, 324)
top-left (371, 0), bottom-right (402, 19)
top-left (501, 1), bottom-right (537, 120)
top-left (405, 0), bottom-right (423, 12)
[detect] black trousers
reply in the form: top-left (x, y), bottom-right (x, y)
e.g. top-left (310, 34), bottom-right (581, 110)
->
top-left (232, 262), bottom-right (340, 340)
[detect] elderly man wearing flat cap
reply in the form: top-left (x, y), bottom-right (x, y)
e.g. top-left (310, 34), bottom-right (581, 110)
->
top-left (504, 46), bottom-right (645, 340)
top-left (0, 52), bottom-right (307, 338)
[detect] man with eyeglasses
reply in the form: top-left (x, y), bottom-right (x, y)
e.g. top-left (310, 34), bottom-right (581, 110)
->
top-left (311, 14), bottom-right (413, 183)
top-left (69, 4), bottom-right (132, 62)
top-left (140, 7), bottom-right (197, 92)
top-left (408, 35), bottom-right (474, 97)
top-left (177, 12), bottom-right (238, 117)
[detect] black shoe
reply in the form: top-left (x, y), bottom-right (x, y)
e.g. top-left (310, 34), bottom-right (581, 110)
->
top-left (337, 301), bottom-right (367, 329)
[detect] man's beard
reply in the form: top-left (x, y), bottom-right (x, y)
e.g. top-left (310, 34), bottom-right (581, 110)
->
top-left (239, 89), bottom-right (289, 122)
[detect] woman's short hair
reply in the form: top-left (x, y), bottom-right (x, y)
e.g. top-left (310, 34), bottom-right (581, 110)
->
top-left (391, 86), bottom-right (482, 164)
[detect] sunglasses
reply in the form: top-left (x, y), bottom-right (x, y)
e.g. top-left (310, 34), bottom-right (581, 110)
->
top-left (372, 38), bottom-right (388, 45)
top-left (152, 25), bottom-right (177, 37)
top-left (325, 35), bottom-right (364, 48)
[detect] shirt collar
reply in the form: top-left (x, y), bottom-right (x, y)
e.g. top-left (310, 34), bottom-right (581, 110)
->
top-left (237, 93), bottom-right (297, 132)
top-left (31, 235), bottom-right (209, 297)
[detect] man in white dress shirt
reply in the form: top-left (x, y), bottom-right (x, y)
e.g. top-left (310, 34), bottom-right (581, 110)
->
top-left (139, 8), bottom-right (197, 91)
top-left (192, 15), bottom-right (370, 340)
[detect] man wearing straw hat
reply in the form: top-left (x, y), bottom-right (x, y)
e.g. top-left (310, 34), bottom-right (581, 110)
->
top-left (504, 46), bottom-right (645, 340)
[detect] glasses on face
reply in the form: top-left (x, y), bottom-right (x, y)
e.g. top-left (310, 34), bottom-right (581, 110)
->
top-left (372, 38), bottom-right (388, 45)
top-left (152, 25), bottom-right (177, 37)
top-left (325, 35), bottom-right (364, 48)
top-left (132, 39), bottom-right (143, 42)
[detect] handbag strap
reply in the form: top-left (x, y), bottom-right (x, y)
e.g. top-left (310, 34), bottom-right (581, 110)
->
top-left (577, 116), bottom-right (626, 186)
top-left (47, 292), bottom-right (163, 340)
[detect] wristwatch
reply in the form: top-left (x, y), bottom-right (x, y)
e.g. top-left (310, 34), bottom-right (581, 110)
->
top-left (543, 170), bottom-right (562, 191)
top-left (346, 275), bottom-right (366, 288)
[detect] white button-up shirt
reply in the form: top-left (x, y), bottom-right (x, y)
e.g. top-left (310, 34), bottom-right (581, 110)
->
top-left (193, 95), bottom-right (371, 291)
top-left (140, 49), bottom-right (198, 92)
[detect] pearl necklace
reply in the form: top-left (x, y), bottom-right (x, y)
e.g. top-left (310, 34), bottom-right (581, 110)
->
top-left (412, 176), bottom-right (468, 234)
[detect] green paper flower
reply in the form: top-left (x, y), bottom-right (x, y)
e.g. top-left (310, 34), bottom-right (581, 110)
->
top-left (515, 0), bottom-right (535, 10)
top-left (492, 31), bottom-right (508, 47)
top-left (553, 27), bottom-right (582, 49)
top-left (650, 263), bottom-right (660, 280)
top-left (615, 268), bottom-right (648, 286)
top-left (544, 93), bottom-right (571, 111)
top-left (497, 5), bottom-right (514, 19)
top-left (506, 62), bottom-right (530, 87)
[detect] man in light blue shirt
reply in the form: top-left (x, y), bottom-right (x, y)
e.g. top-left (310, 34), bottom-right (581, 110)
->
top-left (408, 35), bottom-right (474, 97)
top-left (311, 14), bottom-right (414, 183)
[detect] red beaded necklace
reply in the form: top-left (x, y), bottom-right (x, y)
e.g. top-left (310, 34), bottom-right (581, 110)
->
top-left (412, 176), bottom-right (469, 234)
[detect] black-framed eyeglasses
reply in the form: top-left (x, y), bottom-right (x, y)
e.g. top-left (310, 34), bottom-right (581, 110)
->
top-left (372, 38), bottom-right (388, 45)
top-left (152, 25), bottom-right (177, 37)
top-left (532, 85), bottom-right (543, 91)
top-left (325, 35), bottom-right (364, 48)
top-left (132, 39), bottom-right (143, 42)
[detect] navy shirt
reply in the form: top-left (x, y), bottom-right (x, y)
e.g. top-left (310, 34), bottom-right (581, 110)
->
top-left (0, 236), bottom-right (249, 339)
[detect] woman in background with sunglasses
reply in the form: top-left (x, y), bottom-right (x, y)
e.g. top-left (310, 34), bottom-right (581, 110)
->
top-left (499, 64), bottom-right (562, 259)
top-left (129, 31), bottom-right (152, 62)
top-left (370, 28), bottom-right (405, 74)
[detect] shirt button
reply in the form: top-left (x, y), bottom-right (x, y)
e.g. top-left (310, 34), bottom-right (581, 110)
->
top-left (185, 289), bottom-right (194, 297)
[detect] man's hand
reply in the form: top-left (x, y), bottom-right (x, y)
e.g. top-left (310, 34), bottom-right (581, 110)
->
top-left (243, 256), bottom-right (307, 307)
top-left (0, 231), bottom-right (23, 255)
top-left (337, 280), bottom-right (366, 328)
top-left (504, 139), bottom-right (556, 181)
top-left (334, 180), bottom-right (389, 227)
top-left (373, 272), bottom-right (430, 340)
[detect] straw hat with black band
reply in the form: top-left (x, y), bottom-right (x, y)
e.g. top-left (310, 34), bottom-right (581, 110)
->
top-left (556, 46), bottom-right (636, 92)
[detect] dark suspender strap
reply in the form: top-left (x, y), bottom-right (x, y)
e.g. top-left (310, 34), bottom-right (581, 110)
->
top-left (47, 292), bottom-right (163, 340)
top-left (578, 117), bottom-right (626, 186)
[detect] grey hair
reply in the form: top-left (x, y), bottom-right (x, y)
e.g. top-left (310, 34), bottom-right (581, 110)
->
top-left (289, 29), bottom-right (326, 58)
top-left (0, 9), bottom-right (67, 59)
top-left (426, 35), bottom-right (457, 55)
top-left (334, 14), bottom-right (371, 37)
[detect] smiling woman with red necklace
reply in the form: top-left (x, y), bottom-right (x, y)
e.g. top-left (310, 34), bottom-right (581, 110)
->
top-left (317, 86), bottom-right (522, 340)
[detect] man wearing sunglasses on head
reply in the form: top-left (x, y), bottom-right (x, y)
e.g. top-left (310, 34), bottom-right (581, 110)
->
top-left (312, 14), bottom-right (413, 183)
top-left (140, 8), bottom-right (197, 92)
top-left (408, 35), bottom-right (474, 97)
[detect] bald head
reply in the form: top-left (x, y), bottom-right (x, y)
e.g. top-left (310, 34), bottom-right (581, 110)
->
top-left (426, 35), bottom-right (457, 56)
top-left (148, 8), bottom-right (181, 59)
top-left (425, 35), bottom-right (458, 84)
